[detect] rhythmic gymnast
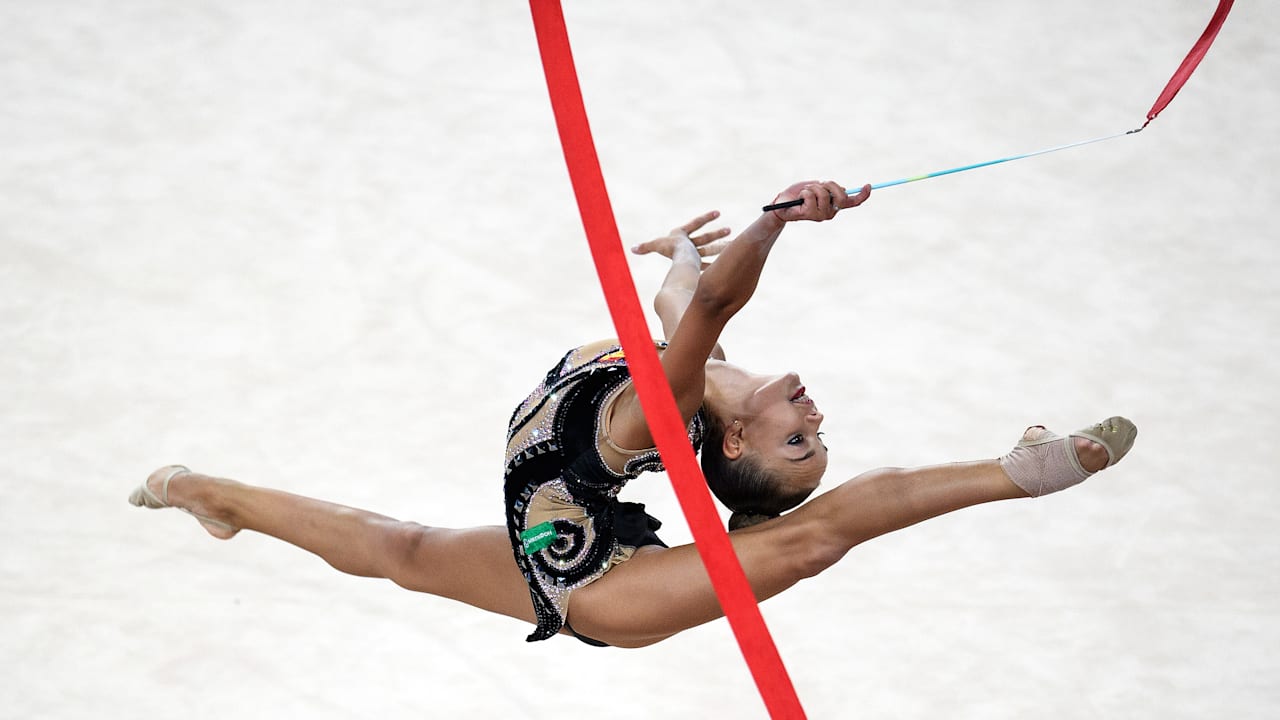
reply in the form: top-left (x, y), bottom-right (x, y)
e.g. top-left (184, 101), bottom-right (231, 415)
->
top-left (129, 180), bottom-right (1136, 648)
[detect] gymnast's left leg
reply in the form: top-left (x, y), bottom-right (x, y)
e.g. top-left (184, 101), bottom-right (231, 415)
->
top-left (129, 466), bottom-right (537, 625)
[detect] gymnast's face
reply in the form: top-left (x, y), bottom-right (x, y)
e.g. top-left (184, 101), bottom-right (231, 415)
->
top-left (723, 370), bottom-right (829, 492)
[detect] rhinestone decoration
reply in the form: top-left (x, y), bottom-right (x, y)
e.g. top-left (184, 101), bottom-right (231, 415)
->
top-left (502, 341), bottom-right (705, 642)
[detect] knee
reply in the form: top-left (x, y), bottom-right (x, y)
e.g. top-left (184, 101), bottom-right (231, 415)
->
top-left (800, 529), bottom-right (849, 580)
top-left (772, 516), bottom-right (848, 581)
top-left (779, 466), bottom-right (914, 575)
top-left (383, 521), bottom-right (435, 581)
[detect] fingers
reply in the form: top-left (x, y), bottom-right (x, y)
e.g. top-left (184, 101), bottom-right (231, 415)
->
top-left (689, 226), bottom-right (731, 247)
top-left (822, 181), bottom-right (847, 218)
top-left (630, 214), bottom-right (730, 260)
top-left (677, 210), bottom-right (721, 236)
top-left (844, 183), bottom-right (872, 208)
top-left (795, 183), bottom-right (840, 220)
top-left (694, 237), bottom-right (730, 258)
top-left (631, 237), bottom-right (676, 255)
top-left (632, 229), bottom-right (693, 255)
top-left (774, 181), bottom-right (870, 222)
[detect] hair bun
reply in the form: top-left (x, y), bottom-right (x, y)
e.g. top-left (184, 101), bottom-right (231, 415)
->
top-left (728, 511), bottom-right (777, 531)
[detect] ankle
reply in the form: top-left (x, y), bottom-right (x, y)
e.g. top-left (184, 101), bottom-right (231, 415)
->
top-left (174, 471), bottom-right (241, 526)
top-left (1000, 432), bottom-right (1090, 498)
top-left (1073, 437), bottom-right (1109, 473)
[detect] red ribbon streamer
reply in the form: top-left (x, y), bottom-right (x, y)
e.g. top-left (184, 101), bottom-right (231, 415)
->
top-left (527, 1), bottom-right (806, 717)
top-left (1145, 0), bottom-right (1234, 126)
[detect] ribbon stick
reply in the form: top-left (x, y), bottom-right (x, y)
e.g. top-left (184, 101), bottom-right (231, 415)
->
top-left (763, 129), bottom-right (1138, 211)
top-left (527, 1), bottom-right (807, 718)
top-left (765, 0), bottom-right (1234, 212)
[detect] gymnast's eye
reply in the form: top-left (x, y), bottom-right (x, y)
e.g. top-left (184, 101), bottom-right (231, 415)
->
top-left (787, 434), bottom-right (803, 445)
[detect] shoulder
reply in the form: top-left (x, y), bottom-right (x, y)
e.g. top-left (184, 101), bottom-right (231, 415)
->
top-left (573, 338), bottom-right (624, 358)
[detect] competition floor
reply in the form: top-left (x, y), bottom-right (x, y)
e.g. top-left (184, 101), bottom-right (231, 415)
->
top-left (4, 2), bottom-right (1277, 717)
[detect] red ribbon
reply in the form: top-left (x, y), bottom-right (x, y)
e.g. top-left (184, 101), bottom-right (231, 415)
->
top-left (522, 1), bottom-right (1232, 715)
top-left (527, 1), bottom-right (805, 717)
top-left (1145, 0), bottom-right (1234, 127)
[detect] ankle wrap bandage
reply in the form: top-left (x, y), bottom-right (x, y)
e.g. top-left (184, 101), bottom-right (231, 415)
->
top-left (999, 430), bottom-right (1091, 497)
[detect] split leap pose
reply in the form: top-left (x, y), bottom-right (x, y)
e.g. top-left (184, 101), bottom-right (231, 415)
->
top-left (130, 180), bottom-right (1136, 648)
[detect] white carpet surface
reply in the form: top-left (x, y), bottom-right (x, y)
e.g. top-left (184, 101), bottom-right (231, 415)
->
top-left (3, 2), bottom-right (1277, 717)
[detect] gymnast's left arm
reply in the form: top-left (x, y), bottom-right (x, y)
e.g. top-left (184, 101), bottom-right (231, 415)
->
top-left (632, 210), bottom-right (730, 359)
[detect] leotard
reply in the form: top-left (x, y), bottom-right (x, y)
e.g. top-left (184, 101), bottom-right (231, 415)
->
top-left (503, 340), bottom-right (705, 642)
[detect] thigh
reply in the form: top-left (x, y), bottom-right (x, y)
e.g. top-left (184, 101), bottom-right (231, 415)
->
top-left (566, 461), bottom-right (1024, 647)
top-left (566, 516), bottom-right (819, 648)
top-left (392, 525), bottom-right (538, 627)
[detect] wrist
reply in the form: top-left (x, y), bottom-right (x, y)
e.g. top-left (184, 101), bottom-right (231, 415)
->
top-left (671, 238), bottom-right (700, 263)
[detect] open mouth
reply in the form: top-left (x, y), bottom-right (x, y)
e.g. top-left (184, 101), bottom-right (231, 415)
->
top-left (791, 386), bottom-right (811, 403)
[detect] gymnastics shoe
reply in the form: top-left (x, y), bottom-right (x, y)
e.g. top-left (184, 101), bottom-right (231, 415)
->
top-left (129, 465), bottom-right (238, 537)
top-left (999, 417), bottom-right (1138, 497)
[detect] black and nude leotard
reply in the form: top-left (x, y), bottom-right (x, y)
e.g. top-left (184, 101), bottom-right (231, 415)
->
top-left (503, 340), bottom-right (705, 642)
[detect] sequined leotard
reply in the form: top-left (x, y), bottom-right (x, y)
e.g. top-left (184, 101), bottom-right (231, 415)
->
top-left (504, 340), bottom-right (705, 643)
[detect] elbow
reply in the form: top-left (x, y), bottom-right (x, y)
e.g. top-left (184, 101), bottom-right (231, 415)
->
top-left (770, 514), bottom-right (849, 580)
top-left (689, 283), bottom-right (741, 324)
top-left (653, 288), bottom-right (688, 317)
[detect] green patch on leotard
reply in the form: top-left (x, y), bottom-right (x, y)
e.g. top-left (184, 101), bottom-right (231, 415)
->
top-left (521, 521), bottom-right (557, 555)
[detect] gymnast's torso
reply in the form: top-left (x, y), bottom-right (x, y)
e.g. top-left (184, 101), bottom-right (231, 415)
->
top-left (503, 339), bottom-right (705, 642)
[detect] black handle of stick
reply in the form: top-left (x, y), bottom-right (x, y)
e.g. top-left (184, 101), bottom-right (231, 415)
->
top-left (761, 198), bottom-right (804, 212)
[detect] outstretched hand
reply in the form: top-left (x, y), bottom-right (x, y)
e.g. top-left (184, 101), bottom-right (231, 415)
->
top-left (769, 181), bottom-right (871, 222)
top-left (631, 210), bottom-right (731, 269)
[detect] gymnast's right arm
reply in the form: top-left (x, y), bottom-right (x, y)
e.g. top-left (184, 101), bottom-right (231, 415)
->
top-left (659, 180), bottom-right (870, 413)
top-left (607, 180), bottom-right (870, 450)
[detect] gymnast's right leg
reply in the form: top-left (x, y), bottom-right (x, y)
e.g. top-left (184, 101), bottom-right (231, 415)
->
top-left (129, 466), bottom-right (536, 625)
top-left (567, 418), bottom-right (1137, 648)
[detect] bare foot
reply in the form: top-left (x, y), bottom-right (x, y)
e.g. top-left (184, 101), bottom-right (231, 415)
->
top-left (1020, 426), bottom-right (1109, 473)
top-left (140, 466), bottom-right (240, 539)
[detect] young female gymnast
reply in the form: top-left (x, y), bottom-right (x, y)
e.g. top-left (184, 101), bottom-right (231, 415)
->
top-left (129, 180), bottom-right (1136, 648)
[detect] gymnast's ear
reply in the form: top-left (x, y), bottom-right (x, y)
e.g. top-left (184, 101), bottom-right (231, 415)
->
top-left (722, 419), bottom-right (745, 460)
